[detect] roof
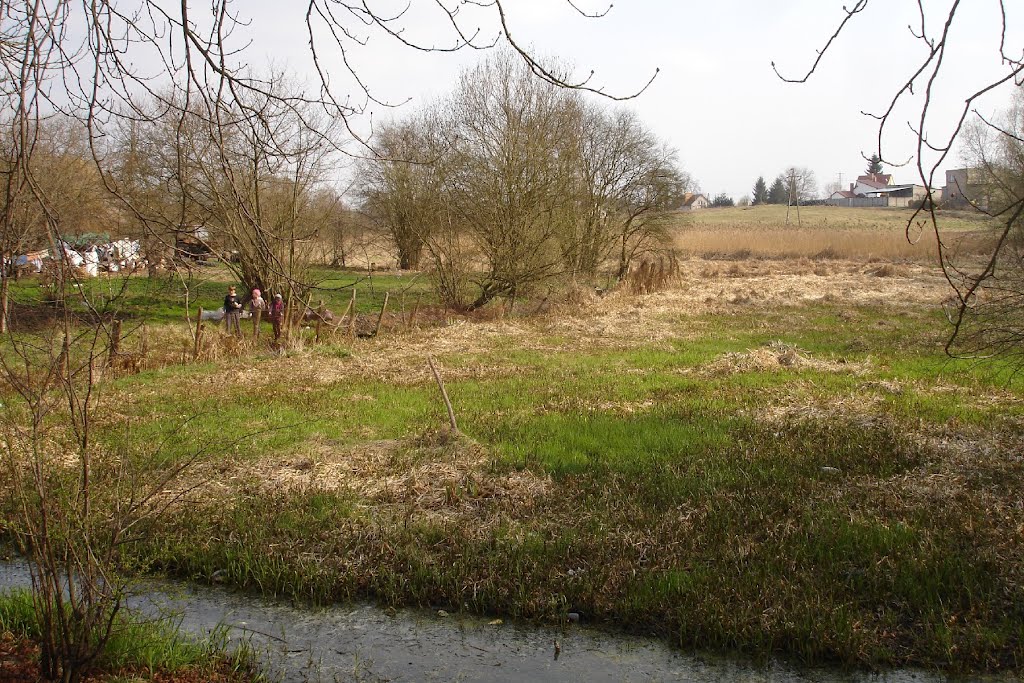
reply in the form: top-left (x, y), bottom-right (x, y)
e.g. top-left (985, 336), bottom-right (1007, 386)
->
top-left (681, 193), bottom-right (708, 207)
top-left (865, 184), bottom-right (917, 195)
top-left (829, 190), bottom-right (857, 199)
top-left (856, 173), bottom-right (893, 188)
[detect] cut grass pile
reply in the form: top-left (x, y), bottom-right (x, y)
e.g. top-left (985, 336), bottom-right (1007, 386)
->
top-left (2, 254), bottom-right (1023, 674)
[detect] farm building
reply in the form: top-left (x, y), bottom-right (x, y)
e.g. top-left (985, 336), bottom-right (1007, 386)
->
top-left (826, 173), bottom-right (933, 208)
top-left (943, 168), bottom-right (989, 209)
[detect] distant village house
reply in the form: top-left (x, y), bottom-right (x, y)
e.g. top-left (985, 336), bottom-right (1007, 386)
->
top-left (680, 192), bottom-right (710, 211)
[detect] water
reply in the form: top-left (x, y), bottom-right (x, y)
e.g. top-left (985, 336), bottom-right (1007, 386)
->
top-left (0, 561), bottom-right (1014, 682)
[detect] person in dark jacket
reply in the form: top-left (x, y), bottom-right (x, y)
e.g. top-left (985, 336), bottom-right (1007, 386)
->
top-left (268, 293), bottom-right (285, 341)
top-left (223, 285), bottom-right (243, 337)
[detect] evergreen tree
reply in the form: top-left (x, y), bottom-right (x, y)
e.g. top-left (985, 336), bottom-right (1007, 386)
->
top-left (711, 192), bottom-right (734, 208)
top-left (768, 175), bottom-right (787, 204)
top-left (752, 176), bottom-right (768, 205)
top-left (865, 153), bottom-right (883, 176)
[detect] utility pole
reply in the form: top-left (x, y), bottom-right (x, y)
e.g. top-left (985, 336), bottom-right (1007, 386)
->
top-left (785, 170), bottom-right (803, 227)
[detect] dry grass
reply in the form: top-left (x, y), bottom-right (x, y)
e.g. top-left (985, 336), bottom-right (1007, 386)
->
top-left (186, 256), bottom-right (954, 395)
top-left (669, 205), bottom-right (997, 262)
top-left (674, 225), bottom-right (995, 262)
top-left (693, 340), bottom-right (874, 377)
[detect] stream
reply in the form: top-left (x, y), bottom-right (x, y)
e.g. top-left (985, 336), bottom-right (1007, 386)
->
top-left (1, 561), bottom-right (1015, 682)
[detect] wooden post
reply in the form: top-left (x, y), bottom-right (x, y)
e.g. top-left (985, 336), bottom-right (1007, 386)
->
top-left (315, 299), bottom-right (324, 343)
top-left (107, 319), bottom-right (122, 368)
top-left (408, 294), bottom-right (421, 328)
top-left (193, 307), bottom-right (204, 360)
top-left (373, 291), bottom-right (390, 337)
top-left (347, 288), bottom-right (357, 338)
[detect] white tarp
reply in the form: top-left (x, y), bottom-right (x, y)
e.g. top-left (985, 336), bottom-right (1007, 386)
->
top-left (201, 308), bottom-right (251, 321)
top-left (61, 243), bottom-right (84, 268)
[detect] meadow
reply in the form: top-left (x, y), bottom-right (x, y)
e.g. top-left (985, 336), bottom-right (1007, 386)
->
top-left (672, 204), bottom-right (997, 262)
top-left (2, 206), bottom-right (1022, 674)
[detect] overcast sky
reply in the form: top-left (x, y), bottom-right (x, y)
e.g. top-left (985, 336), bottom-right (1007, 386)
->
top-left (232, 0), bottom-right (1022, 201)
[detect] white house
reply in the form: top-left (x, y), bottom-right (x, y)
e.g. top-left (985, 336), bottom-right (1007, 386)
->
top-left (680, 193), bottom-right (710, 211)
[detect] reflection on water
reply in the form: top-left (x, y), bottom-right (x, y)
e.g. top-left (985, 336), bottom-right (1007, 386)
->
top-left (0, 561), bottom-right (1010, 683)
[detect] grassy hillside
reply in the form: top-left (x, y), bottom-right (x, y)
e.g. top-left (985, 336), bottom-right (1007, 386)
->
top-left (670, 205), bottom-right (997, 262)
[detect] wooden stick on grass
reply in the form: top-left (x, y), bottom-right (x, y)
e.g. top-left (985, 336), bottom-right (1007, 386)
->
top-left (373, 291), bottom-right (390, 337)
top-left (428, 355), bottom-right (459, 434)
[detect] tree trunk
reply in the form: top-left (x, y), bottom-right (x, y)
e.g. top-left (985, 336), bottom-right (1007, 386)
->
top-left (0, 266), bottom-right (9, 333)
top-left (616, 234), bottom-right (629, 280)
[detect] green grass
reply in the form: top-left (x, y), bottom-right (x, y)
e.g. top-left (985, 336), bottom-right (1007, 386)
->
top-left (0, 589), bottom-right (260, 678)
top-left (4, 281), bottom-right (1024, 673)
top-left (4, 265), bottom-right (439, 328)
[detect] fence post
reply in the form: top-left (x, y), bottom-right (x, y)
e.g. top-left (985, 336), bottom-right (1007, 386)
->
top-left (315, 299), bottom-right (324, 343)
top-left (408, 294), bottom-right (421, 329)
top-left (193, 307), bottom-right (204, 360)
top-left (348, 288), bottom-right (357, 338)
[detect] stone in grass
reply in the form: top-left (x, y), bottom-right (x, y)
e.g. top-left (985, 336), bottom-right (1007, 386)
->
top-left (820, 466), bottom-right (841, 474)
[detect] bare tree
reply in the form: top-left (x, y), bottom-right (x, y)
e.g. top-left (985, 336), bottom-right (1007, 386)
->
top-left (357, 114), bottom-right (447, 271)
top-left (948, 89), bottom-right (1024, 361)
top-left (443, 50), bottom-right (582, 308)
top-left (776, 1), bottom-right (1023, 362)
top-left (569, 106), bottom-right (689, 280)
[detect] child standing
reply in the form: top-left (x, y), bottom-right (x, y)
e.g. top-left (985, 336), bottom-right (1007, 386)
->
top-left (223, 285), bottom-right (243, 337)
top-left (268, 293), bottom-right (285, 341)
top-left (250, 288), bottom-right (267, 338)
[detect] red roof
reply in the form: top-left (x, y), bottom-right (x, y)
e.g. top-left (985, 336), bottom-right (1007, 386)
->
top-left (856, 173), bottom-right (892, 189)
